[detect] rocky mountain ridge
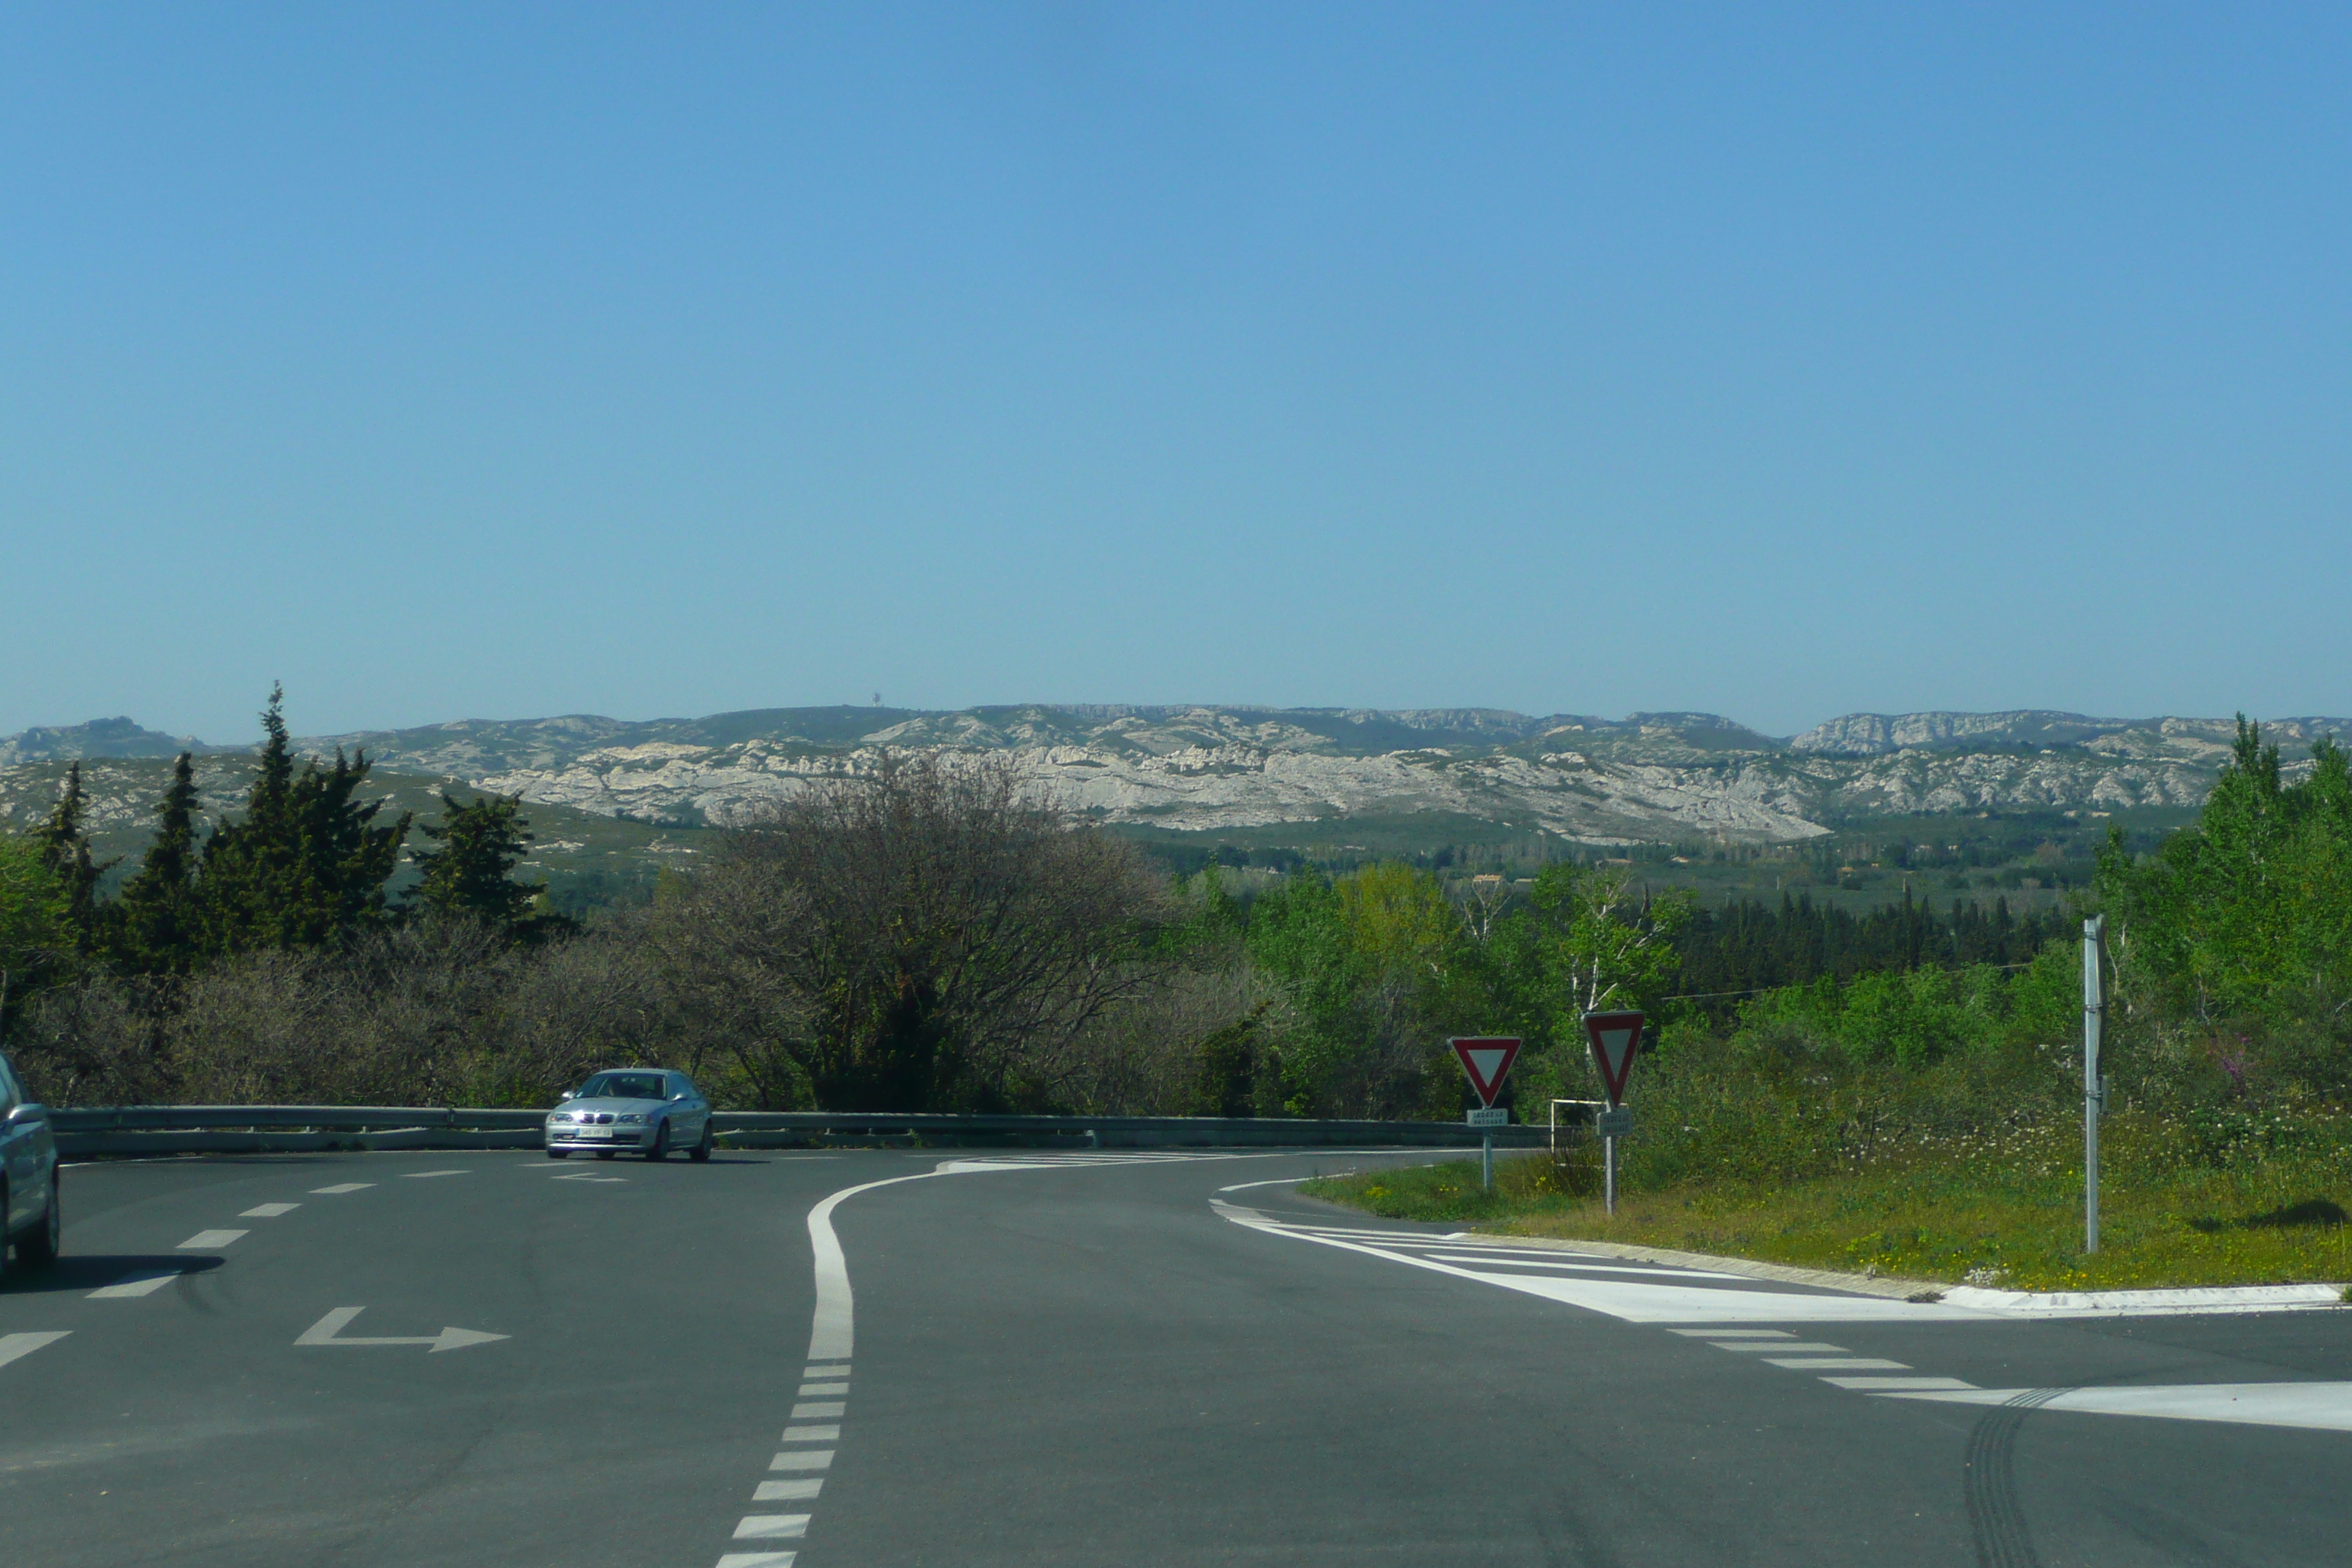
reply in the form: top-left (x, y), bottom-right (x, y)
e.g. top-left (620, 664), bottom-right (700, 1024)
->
top-left (10, 705), bottom-right (2343, 847)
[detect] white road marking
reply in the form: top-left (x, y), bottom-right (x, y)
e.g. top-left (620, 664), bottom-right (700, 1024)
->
top-left (1216, 1177), bottom-right (1313, 1192)
top-left (0, 1332), bottom-right (70, 1369)
top-left (1424, 1254), bottom-right (1752, 1280)
top-left (1715, 1341), bottom-right (1850, 1354)
top-left (798, 1382), bottom-right (848, 1396)
top-left (88, 1270), bottom-right (182, 1298)
top-left (803, 1364), bottom-right (850, 1378)
top-left (295, 1306), bottom-right (508, 1353)
top-left (734, 1515), bottom-right (810, 1539)
top-left (789, 1401), bottom-right (845, 1419)
top-left (401, 1170), bottom-right (469, 1179)
top-left (1668, 1328), bottom-right (1793, 1338)
top-left (178, 1229), bottom-right (248, 1249)
top-left (715, 1554), bottom-right (797, 1567)
top-left (1880, 1382), bottom-right (2352, 1432)
top-left (1825, 1376), bottom-right (1979, 1390)
top-left (1765, 1357), bottom-right (1912, 1371)
top-left (770, 1451), bottom-right (832, 1471)
top-left (311, 1183), bottom-right (374, 1194)
top-left (755, 1479), bottom-right (823, 1501)
top-left (780, 1425), bottom-right (839, 1442)
top-left (240, 1203), bottom-right (301, 1218)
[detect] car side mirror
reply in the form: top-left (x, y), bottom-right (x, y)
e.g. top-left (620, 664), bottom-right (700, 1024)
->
top-left (558, 1090), bottom-right (576, 1101)
top-left (5, 1102), bottom-right (45, 1128)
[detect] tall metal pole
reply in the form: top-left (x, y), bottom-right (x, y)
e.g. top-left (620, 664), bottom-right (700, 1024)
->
top-left (2083, 914), bottom-right (2104, 1255)
top-left (1604, 1130), bottom-right (1616, 1216)
top-left (1481, 1131), bottom-right (1493, 1192)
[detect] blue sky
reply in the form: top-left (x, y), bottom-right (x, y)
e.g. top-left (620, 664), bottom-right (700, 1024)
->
top-left (5, 4), bottom-right (2348, 742)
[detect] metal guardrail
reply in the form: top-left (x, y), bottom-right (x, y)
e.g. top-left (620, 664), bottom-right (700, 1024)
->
top-left (48, 1105), bottom-right (1553, 1156)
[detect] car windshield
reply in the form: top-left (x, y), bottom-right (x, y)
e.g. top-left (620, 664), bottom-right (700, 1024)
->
top-left (576, 1074), bottom-right (666, 1101)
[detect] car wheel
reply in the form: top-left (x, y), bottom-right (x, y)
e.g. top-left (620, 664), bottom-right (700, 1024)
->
top-left (689, 1123), bottom-right (714, 1163)
top-left (645, 1123), bottom-right (669, 1162)
top-left (17, 1174), bottom-right (59, 1267)
top-left (546, 1147), bottom-right (569, 1159)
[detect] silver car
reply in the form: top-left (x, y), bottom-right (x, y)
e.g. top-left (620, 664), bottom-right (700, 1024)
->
top-left (1, 1049), bottom-right (61, 1276)
top-left (545, 1068), bottom-right (715, 1162)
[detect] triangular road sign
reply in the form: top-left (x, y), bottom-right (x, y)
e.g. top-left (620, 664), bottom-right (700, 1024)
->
top-left (1450, 1036), bottom-right (1522, 1107)
top-left (1583, 1010), bottom-right (1645, 1106)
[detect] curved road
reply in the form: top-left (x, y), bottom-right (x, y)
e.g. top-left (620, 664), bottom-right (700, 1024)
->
top-left (4, 1147), bottom-right (2350, 1566)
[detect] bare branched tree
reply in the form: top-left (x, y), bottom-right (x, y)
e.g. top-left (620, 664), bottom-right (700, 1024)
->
top-left (709, 751), bottom-right (1174, 1110)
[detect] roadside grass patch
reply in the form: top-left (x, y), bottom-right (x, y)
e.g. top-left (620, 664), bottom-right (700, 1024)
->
top-left (1301, 1109), bottom-right (2352, 1291)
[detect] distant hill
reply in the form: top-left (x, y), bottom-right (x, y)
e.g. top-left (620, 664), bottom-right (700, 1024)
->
top-left (8, 704), bottom-right (2347, 853)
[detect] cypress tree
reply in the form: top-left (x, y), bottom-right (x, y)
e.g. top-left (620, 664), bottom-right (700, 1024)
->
top-left (200, 685), bottom-right (412, 954)
top-left (32, 761), bottom-right (118, 949)
top-left (113, 752), bottom-right (205, 973)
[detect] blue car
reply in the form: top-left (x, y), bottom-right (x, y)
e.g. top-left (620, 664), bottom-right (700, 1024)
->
top-left (0, 1051), bottom-right (61, 1277)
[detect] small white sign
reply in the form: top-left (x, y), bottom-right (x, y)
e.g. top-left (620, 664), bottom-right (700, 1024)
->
top-left (1594, 1107), bottom-right (1632, 1137)
top-left (1466, 1107), bottom-right (1509, 1128)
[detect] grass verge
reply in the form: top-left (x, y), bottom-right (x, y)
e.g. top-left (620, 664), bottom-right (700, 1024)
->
top-left (1300, 1113), bottom-right (2352, 1292)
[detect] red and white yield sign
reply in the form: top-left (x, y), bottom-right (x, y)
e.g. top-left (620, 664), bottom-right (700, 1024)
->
top-left (1583, 1010), bottom-right (1646, 1107)
top-left (1450, 1037), bottom-right (1522, 1107)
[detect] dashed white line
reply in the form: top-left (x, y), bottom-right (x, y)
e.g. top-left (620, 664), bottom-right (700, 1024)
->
top-left (789, 1402), bottom-right (845, 1419)
top-left (1667, 1328), bottom-right (1792, 1338)
top-left (402, 1170), bottom-right (470, 1179)
top-left (1765, 1357), bottom-right (1913, 1371)
top-left (311, 1183), bottom-right (374, 1194)
top-left (803, 1363), bottom-right (850, 1379)
top-left (733, 1515), bottom-right (810, 1539)
top-left (178, 1229), bottom-right (248, 1249)
top-left (0, 1331), bottom-right (70, 1369)
top-left (88, 1270), bottom-right (181, 1299)
top-left (780, 1425), bottom-right (839, 1442)
top-left (241, 1202), bottom-right (301, 1218)
top-left (797, 1382), bottom-right (848, 1396)
top-left (715, 1553), bottom-right (797, 1568)
top-left (769, 1451), bottom-right (832, 1471)
top-left (1714, 1341), bottom-right (1850, 1354)
top-left (1825, 1376), bottom-right (1978, 1390)
top-left (754, 1479), bottom-right (823, 1501)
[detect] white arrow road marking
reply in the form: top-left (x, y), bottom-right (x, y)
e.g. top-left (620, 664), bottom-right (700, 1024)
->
top-left (295, 1307), bottom-right (508, 1353)
top-left (1880, 1382), bottom-right (2352, 1433)
top-left (0, 1332), bottom-right (70, 1369)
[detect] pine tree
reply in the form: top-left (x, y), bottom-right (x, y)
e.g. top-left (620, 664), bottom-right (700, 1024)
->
top-left (410, 790), bottom-right (564, 939)
top-left (32, 760), bottom-right (118, 949)
top-left (200, 685), bottom-right (412, 954)
top-left (113, 752), bottom-right (205, 973)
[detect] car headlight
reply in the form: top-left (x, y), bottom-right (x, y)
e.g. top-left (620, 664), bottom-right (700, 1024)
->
top-left (549, 1113), bottom-right (574, 1123)
top-left (617, 1113), bottom-right (647, 1124)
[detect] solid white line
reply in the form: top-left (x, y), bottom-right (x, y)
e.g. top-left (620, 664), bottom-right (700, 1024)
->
top-left (1765, 1357), bottom-right (1912, 1370)
top-left (1216, 1177), bottom-right (1313, 1193)
top-left (1878, 1382), bottom-right (2352, 1432)
top-left (755, 1479), bottom-right (823, 1501)
top-left (178, 1229), bottom-right (247, 1249)
top-left (715, 1554), bottom-right (796, 1567)
top-left (769, 1450), bottom-right (833, 1471)
top-left (803, 1162), bottom-right (1032, 1362)
top-left (1824, 1376), bottom-right (1978, 1390)
top-left (1426, 1254), bottom-right (1752, 1280)
top-left (733, 1515), bottom-right (810, 1539)
top-left (0, 1332), bottom-right (70, 1369)
top-left (797, 1382), bottom-right (848, 1396)
top-left (311, 1183), bottom-right (374, 1194)
top-left (789, 1401), bottom-right (845, 1419)
top-left (1715, 1341), bottom-right (1850, 1354)
top-left (88, 1270), bottom-right (181, 1299)
top-left (780, 1425), bottom-right (839, 1442)
top-left (401, 1170), bottom-right (469, 1179)
top-left (240, 1203), bottom-right (301, 1218)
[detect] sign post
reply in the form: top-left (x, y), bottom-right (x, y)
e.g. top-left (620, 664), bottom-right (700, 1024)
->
top-left (1450, 1037), bottom-right (1522, 1192)
top-left (2084, 915), bottom-right (2106, 1255)
top-left (1582, 1010), bottom-right (1645, 1216)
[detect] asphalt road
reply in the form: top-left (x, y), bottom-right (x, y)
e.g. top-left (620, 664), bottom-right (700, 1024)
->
top-left (4, 1146), bottom-right (2351, 1567)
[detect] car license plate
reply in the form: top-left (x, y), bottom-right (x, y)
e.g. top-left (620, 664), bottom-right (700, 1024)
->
top-left (575, 1128), bottom-right (607, 1139)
